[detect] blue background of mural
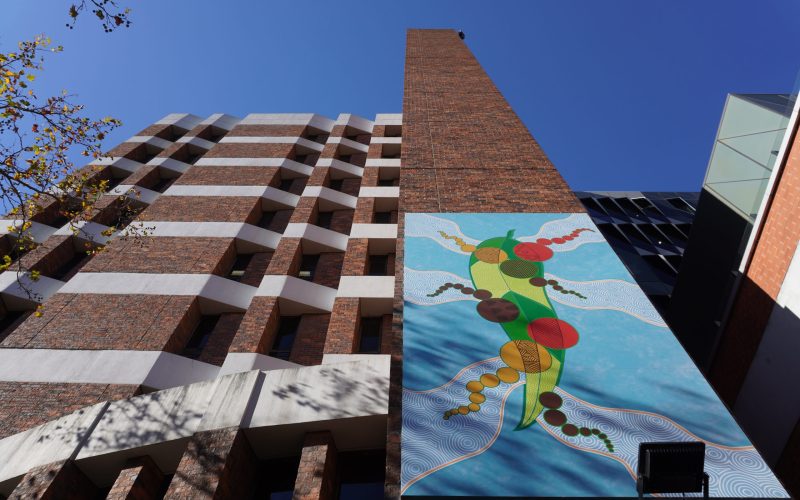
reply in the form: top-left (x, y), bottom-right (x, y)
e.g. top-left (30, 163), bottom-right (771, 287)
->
top-left (402, 213), bottom-right (783, 497)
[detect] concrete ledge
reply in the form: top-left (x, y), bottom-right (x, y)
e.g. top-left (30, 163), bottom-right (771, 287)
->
top-left (219, 136), bottom-right (324, 153)
top-left (0, 349), bottom-right (219, 390)
top-left (256, 275), bottom-right (336, 313)
top-left (219, 353), bottom-right (300, 377)
top-left (359, 186), bottom-right (400, 198)
top-left (283, 223), bottom-right (349, 252)
top-left (328, 136), bottom-right (370, 154)
top-left (301, 186), bottom-right (358, 210)
top-left (239, 113), bottom-right (335, 132)
top-left (146, 157), bottom-right (191, 174)
top-left (334, 113), bottom-right (374, 133)
top-left (142, 221), bottom-right (281, 251)
top-left (315, 158), bottom-right (364, 178)
top-left (90, 157), bottom-right (144, 173)
top-left (374, 113), bottom-right (402, 126)
top-left (54, 220), bottom-right (116, 245)
top-left (155, 113), bottom-right (203, 130)
top-left (0, 271), bottom-right (64, 308)
top-left (59, 273), bottom-right (257, 311)
top-left (370, 137), bottom-right (402, 144)
top-left (0, 220), bottom-right (58, 244)
top-left (349, 223), bottom-right (398, 239)
top-left (175, 136), bottom-right (216, 150)
top-left (199, 113), bottom-right (241, 130)
top-left (110, 185), bottom-right (160, 205)
top-left (337, 276), bottom-right (395, 299)
top-left (365, 158), bottom-right (401, 167)
top-left (126, 136), bottom-right (172, 150)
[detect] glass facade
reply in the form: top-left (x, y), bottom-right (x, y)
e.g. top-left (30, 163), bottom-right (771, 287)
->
top-left (704, 94), bottom-right (795, 221)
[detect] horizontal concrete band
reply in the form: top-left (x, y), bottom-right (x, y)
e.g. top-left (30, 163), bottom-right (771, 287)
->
top-left (174, 136), bottom-right (216, 150)
top-left (315, 158), bottom-right (365, 177)
top-left (218, 136), bottom-right (324, 152)
top-left (328, 136), bottom-right (369, 153)
top-left (126, 135), bottom-right (172, 149)
top-left (162, 184), bottom-right (300, 208)
top-left (192, 157), bottom-right (314, 176)
top-left (374, 113), bottom-right (402, 126)
top-left (365, 158), bottom-right (402, 167)
top-left (0, 355), bottom-right (390, 490)
top-left (369, 136), bottom-right (402, 144)
top-left (239, 113), bottom-right (336, 130)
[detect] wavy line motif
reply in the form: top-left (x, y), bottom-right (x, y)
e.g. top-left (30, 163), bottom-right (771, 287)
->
top-left (401, 358), bottom-right (788, 498)
top-left (518, 213), bottom-right (605, 252)
top-left (545, 273), bottom-right (667, 327)
top-left (404, 214), bottom-right (479, 253)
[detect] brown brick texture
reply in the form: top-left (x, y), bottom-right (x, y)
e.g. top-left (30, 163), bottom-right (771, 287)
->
top-left (0, 382), bottom-right (139, 439)
top-left (164, 427), bottom-right (257, 499)
top-left (293, 431), bottom-right (338, 500)
top-left (106, 456), bottom-right (164, 500)
top-left (10, 460), bottom-right (98, 499)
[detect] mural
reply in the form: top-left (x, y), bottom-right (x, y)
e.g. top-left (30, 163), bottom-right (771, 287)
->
top-left (401, 213), bottom-right (788, 498)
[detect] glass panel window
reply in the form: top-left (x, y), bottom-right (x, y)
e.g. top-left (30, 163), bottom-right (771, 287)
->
top-left (270, 317), bottom-right (300, 360)
top-left (358, 317), bottom-right (382, 354)
top-left (183, 315), bottom-right (220, 359)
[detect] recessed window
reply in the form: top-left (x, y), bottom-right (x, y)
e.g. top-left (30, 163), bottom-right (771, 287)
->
top-left (298, 254), bottom-right (319, 281)
top-left (279, 179), bottom-right (294, 192)
top-left (0, 310), bottom-right (29, 342)
top-left (338, 154), bottom-right (352, 164)
top-left (270, 316), bottom-right (300, 360)
top-left (150, 176), bottom-right (176, 193)
top-left (338, 450), bottom-right (386, 499)
top-left (294, 154), bottom-right (309, 165)
top-left (228, 254), bottom-right (254, 282)
top-left (48, 251), bottom-right (90, 281)
top-left (182, 315), bottom-right (220, 359)
top-left (358, 317), bottom-right (382, 354)
top-left (329, 179), bottom-right (343, 192)
top-left (317, 211), bottom-right (333, 229)
top-left (258, 210), bottom-right (276, 230)
top-left (373, 211), bottom-right (392, 224)
top-left (368, 255), bottom-right (388, 276)
top-left (377, 178), bottom-right (396, 187)
top-left (384, 125), bottom-right (402, 138)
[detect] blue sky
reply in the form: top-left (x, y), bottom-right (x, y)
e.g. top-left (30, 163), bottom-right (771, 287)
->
top-left (2, 1), bottom-right (798, 191)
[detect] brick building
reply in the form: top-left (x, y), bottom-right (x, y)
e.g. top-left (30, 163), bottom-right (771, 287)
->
top-left (0, 29), bottom-right (793, 498)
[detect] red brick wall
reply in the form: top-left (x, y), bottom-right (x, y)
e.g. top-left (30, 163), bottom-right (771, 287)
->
top-left (0, 382), bottom-right (140, 439)
top-left (11, 460), bottom-right (99, 499)
top-left (2, 294), bottom-right (199, 351)
top-left (710, 121), bottom-right (800, 404)
top-left (290, 314), bottom-right (331, 365)
top-left (84, 237), bottom-right (236, 275)
top-left (176, 166), bottom-right (278, 186)
top-left (106, 456), bottom-right (164, 500)
top-left (140, 196), bottom-right (261, 223)
top-left (293, 431), bottom-right (337, 500)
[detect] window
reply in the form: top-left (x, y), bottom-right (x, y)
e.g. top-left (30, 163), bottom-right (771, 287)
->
top-left (367, 255), bottom-right (388, 276)
top-left (150, 176), bottom-right (176, 193)
top-left (255, 456), bottom-right (300, 499)
top-left (377, 178), bottom-right (396, 187)
top-left (317, 211), bottom-right (333, 229)
top-left (270, 316), bottom-right (300, 360)
top-left (258, 210), bottom-right (276, 230)
top-left (182, 315), bottom-right (220, 359)
top-left (49, 251), bottom-right (90, 281)
top-left (279, 178), bottom-right (294, 192)
top-left (338, 154), bottom-right (352, 164)
top-left (384, 125), bottom-right (402, 137)
top-left (338, 450), bottom-right (386, 499)
top-left (228, 254), bottom-right (254, 281)
top-left (373, 211), bottom-right (392, 224)
top-left (358, 317), bottom-right (382, 353)
top-left (328, 179), bottom-right (343, 192)
top-left (0, 310), bottom-right (28, 342)
top-left (298, 254), bottom-right (319, 281)
top-left (103, 176), bottom-right (124, 192)
top-left (294, 154), bottom-right (310, 165)
top-left (666, 197), bottom-right (696, 213)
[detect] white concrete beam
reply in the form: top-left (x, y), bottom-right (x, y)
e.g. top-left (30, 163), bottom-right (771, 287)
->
top-left (256, 275), bottom-right (336, 313)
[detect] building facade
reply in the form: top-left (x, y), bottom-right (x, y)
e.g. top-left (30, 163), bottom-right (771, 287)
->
top-left (0, 30), bottom-right (792, 499)
top-left (576, 191), bottom-right (699, 315)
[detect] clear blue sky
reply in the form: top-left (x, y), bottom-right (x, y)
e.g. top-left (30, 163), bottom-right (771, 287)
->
top-left (3, 1), bottom-right (798, 191)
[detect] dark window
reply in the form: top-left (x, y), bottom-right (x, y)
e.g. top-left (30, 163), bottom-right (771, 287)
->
top-left (294, 154), bottom-right (308, 165)
top-left (150, 177), bottom-right (176, 193)
top-left (666, 197), bottom-right (696, 213)
top-left (345, 134), bottom-right (359, 142)
top-left (141, 149), bottom-right (158, 163)
top-left (279, 179), bottom-right (294, 192)
top-left (208, 129), bottom-right (226, 143)
top-left (618, 224), bottom-right (652, 249)
top-left (254, 456), bottom-right (301, 499)
top-left (49, 251), bottom-right (90, 281)
top-left (615, 197), bottom-right (645, 219)
top-left (270, 316), bottom-right (300, 360)
top-left (0, 310), bottom-right (28, 342)
top-left (329, 179), bottom-right (343, 191)
top-left (338, 450), bottom-right (386, 499)
top-left (596, 197), bottom-right (626, 218)
top-left (659, 224), bottom-right (688, 244)
top-left (380, 152), bottom-right (400, 159)
top-left (298, 254), bottom-right (319, 281)
top-left (384, 126), bottom-right (402, 137)
top-left (306, 133), bottom-right (328, 144)
top-left (103, 176), bottom-right (124, 192)
top-left (317, 212), bottom-right (333, 229)
top-left (377, 178), bottom-right (395, 187)
top-left (367, 255), bottom-right (388, 276)
top-left (182, 315), bottom-right (220, 359)
top-left (258, 210), bottom-right (276, 230)
top-left (632, 197), bottom-right (654, 210)
top-left (49, 211), bottom-right (72, 229)
top-left (358, 317), bottom-right (382, 354)
top-left (338, 154), bottom-right (352, 164)
top-left (638, 224), bottom-right (672, 246)
top-left (108, 206), bottom-right (140, 229)
top-left (228, 254), bottom-right (254, 282)
top-left (373, 211), bottom-right (392, 224)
